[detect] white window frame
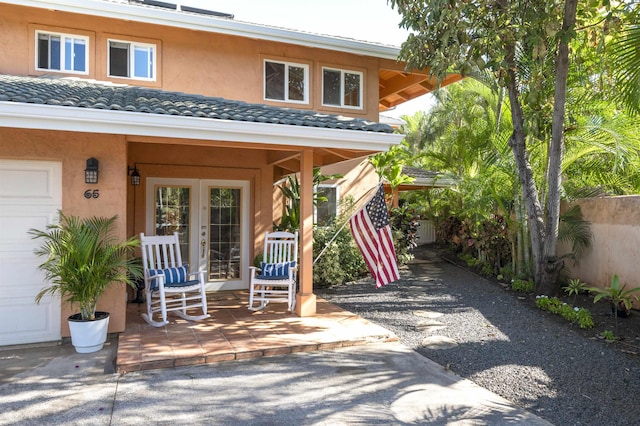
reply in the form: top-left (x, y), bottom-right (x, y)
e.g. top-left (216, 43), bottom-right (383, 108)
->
top-left (314, 184), bottom-right (340, 226)
top-left (264, 59), bottom-right (309, 104)
top-left (107, 39), bottom-right (156, 81)
top-left (35, 30), bottom-right (89, 74)
top-left (321, 67), bottom-right (363, 109)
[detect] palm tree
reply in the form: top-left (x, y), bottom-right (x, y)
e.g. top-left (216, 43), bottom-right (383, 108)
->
top-left (30, 212), bottom-right (142, 320)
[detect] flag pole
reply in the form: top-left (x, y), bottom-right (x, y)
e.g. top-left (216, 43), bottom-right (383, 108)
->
top-left (313, 182), bottom-right (383, 265)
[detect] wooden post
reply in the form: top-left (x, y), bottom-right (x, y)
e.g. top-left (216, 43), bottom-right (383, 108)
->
top-left (296, 147), bottom-right (316, 316)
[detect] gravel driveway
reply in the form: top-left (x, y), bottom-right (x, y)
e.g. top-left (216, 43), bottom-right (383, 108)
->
top-left (317, 245), bottom-right (640, 426)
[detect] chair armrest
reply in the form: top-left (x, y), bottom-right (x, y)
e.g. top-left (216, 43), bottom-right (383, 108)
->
top-left (188, 270), bottom-right (206, 282)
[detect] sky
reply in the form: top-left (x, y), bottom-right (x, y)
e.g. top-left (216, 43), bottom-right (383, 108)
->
top-left (178, 0), bottom-right (435, 117)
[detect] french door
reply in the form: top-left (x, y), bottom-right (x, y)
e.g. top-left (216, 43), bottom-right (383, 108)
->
top-left (146, 178), bottom-right (250, 291)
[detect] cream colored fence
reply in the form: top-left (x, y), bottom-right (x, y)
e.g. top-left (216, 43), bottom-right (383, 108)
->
top-left (416, 220), bottom-right (437, 245)
top-left (561, 196), bottom-right (640, 293)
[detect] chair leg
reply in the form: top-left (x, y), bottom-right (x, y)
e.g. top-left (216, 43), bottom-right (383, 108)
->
top-left (288, 282), bottom-right (296, 311)
top-left (173, 287), bottom-right (210, 322)
top-left (248, 283), bottom-right (267, 311)
top-left (141, 289), bottom-right (170, 327)
top-left (200, 285), bottom-right (208, 317)
top-left (248, 283), bottom-right (255, 308)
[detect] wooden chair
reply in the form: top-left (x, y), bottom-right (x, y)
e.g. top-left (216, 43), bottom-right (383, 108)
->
top-left (139, 232), bottom-right (209, 327)
top-left (248, 231), bottom-right (298, 311)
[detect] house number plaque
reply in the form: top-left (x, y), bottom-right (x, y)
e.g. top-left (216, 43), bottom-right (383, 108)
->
top-left (84, 189), bottom-right (100, 199)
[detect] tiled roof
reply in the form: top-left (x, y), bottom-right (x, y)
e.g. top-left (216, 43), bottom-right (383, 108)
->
top-left (402, 166), bottom-right (443, 180)
top-left (0, 75), bottom-right (393, 134)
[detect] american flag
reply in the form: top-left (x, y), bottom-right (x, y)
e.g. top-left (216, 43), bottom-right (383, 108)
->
top-left (349, 184), bottom-right (399, 288)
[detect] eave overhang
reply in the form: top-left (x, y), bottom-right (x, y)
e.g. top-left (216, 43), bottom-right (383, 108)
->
top-left (0, 102), bottom-right (404, 151)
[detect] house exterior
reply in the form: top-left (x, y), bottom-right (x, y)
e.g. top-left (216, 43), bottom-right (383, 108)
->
top-left (0, 0), bottom-right (458, 347)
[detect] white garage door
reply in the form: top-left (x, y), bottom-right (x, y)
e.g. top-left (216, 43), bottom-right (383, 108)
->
top-left (0, 160), bottom-right (62, 346)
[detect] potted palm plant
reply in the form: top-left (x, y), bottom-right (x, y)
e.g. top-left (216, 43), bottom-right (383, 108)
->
top-left (30, 212), bottom-right (142, 353)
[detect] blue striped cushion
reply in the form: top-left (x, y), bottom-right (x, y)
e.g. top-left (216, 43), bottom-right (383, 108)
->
top-left (148, 265), bottom-right (190, 290)
top-left (258, 261), bottom-right (295, 279)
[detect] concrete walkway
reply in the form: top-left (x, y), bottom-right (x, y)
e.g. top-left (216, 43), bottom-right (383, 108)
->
top-left (0, 336), bottom-right (551, 425)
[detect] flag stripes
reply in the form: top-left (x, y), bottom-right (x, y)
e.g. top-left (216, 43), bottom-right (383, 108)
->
top-left (349, 185), bottom-right (399, 288)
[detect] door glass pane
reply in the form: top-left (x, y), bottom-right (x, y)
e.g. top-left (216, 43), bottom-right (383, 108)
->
top-left (208, 187), bottom-right (241, 280)
top-left (154, 186), bottom-right (190, 260)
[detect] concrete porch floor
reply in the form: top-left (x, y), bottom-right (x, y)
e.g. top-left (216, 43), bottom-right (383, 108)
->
top-left (117, 291), bottom-right (397, 373)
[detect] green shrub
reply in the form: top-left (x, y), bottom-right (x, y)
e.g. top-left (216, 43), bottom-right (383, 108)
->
top-left (313, 214), bottom-right (366, 288)
top-left (601, 330), bottom-right (617, 341)
top-left (389, 205), bottom-right (419, 264)
top-left (535, 295), bottom-right (594, 329)
top-left (563, 278), bottom-right (587, 304)
top-left (512, 279), bottom-right (534, 293)
top-left (481, 263), bottom-right (493, 276)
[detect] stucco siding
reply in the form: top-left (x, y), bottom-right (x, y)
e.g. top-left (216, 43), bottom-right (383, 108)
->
top-left (0, 127), bottom-right (128, 336)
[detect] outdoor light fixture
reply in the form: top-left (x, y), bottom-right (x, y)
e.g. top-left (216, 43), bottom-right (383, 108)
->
top-left (128, 165), bottom-right (141, 186)
top-left (85, 157), bottom-right (99, 184)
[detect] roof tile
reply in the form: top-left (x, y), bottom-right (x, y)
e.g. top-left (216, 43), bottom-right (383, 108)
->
top-left (0, 75), bottom-right (393, 134)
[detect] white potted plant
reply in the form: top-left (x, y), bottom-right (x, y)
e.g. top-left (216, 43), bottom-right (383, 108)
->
top-left (30, 212), bottom-right (142, 353)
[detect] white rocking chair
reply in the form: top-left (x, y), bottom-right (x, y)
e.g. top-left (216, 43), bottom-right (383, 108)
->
top-left (140, 232), bottom-right (209, 327)
top-left (248, 231), bottom-right (298, 311)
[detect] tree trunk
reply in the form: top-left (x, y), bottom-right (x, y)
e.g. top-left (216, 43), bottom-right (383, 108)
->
top-left (505, 65), bottom-right (546, 288)
top-left (539, 0), bottom-right (578, 295)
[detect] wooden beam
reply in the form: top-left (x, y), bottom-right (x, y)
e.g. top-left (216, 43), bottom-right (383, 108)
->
top-left (266, 151), bottom-right (299, 166)
top-left (419, 80), bottom-right (435, 91)
top-left (379, 73), bottom-right (432, 99)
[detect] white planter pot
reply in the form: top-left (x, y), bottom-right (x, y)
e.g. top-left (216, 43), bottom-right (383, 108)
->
top-left (67, 312), bottom-right (110, 354)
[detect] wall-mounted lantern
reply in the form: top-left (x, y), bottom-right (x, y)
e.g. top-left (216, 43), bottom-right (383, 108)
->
top-left (128, 165), bottom-right (141, 186)
top-left (85, 158), bottom-right (99, 184)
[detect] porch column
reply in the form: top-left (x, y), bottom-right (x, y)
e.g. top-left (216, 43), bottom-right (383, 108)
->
top-left (296, 147), bottom-right (316, 316)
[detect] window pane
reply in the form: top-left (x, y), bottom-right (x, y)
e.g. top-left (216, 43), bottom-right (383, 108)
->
top-left (133, 46), bottom-right (152, 78)
top-left (109, 42), bottom-right (129, 77)
top-left (323, 69), bottom-right (341, 106)
top-left (316, 187), bottom-right (337, 226)
top-left (37, 34), bottom-right (49, 69)
top-left (73, 39), bottom-right (86, 72)
top-left (148, 49), bottom-right (154, 78)
top-left (65, 39), bottom-right (72, 71)
top-left (265, 61), bottom-right (285, 100)
top-left (288, 65), bottom-right (305, 101)
top-left (344, 72), bottom-right (361, 107)
top-left (49, 36), bottom-right (61, 70)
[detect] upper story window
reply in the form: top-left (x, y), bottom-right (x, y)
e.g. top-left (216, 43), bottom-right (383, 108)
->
top-left (264, 60), bottom-right (309, 103)
top-left (315, 185), bottom-right (339, 227)
top-left (108, 39), bottom-right (156, 80)
top-left (36, 31), bottom-right (88, 74)
top-left (322, 67), bottom-right (362, 109)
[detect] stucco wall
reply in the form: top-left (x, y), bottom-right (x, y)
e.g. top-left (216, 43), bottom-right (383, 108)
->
top-left (0, 3), bottom-right (383, 121)
top-left (320, 157), bottom-right (379, 209)
top-left (561, 196), bottom-right (640, 294)
top-left (0, 127), bottom-right (128, 336)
